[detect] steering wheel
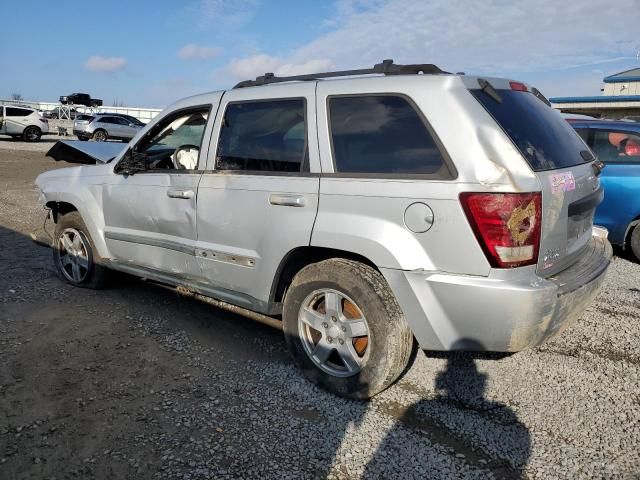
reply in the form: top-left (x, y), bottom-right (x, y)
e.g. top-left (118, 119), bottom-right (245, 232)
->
top-left (173, 144), bottom-right (200, 169)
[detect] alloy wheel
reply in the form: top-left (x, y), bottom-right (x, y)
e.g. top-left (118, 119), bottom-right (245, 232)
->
top-left (56, 228), bottom-right (90, 283)
top-left (297, 288), bottom-right (370, 378)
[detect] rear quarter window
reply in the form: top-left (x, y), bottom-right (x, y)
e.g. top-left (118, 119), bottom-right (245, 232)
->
top-left (6, 107), bottom-right (33, 117)
top-left (471, 89), bottom-right (589, 172)
top-left (328, 95), bottom-right (453, 177)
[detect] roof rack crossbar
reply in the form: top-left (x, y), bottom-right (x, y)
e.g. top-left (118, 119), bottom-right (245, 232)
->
top-left (233, 59), bottom-right (449, 88)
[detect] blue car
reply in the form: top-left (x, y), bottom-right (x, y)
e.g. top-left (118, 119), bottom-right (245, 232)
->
top-left (569, 120), bottom-right (640, 260)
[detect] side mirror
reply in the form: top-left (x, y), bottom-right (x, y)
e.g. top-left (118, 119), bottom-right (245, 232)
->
top-left (114, 149), bottom-right (147, 175)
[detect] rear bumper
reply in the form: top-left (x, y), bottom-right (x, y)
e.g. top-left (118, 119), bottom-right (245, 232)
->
top-left (73, 129), bottom-right (90, 138)
top-left (381, 234), bottom-right (612, 352)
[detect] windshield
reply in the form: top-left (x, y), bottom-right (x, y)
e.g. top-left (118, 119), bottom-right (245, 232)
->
top-left (146, 112), bottom-right (209, 153)
top-left (471, 89), bottom-right (590, 171)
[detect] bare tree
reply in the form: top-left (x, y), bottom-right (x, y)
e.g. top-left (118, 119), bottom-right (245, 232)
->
top-left (11, 93), bottom-right (23, 101)
top-left (111, 99), bottom-right (126, 107)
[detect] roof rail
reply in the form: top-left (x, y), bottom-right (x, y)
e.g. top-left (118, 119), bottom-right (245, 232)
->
top-left (233, 59), bottom-right (450, 89)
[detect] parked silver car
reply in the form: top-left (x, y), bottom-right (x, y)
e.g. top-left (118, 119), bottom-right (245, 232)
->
top-left (37, 61), bottom-right (611, 398)
top-left (73, 113), bottom-right (143, 142)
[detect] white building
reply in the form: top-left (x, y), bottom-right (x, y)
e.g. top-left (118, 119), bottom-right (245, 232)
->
top-left (550, 67), bottom-right (640, 120)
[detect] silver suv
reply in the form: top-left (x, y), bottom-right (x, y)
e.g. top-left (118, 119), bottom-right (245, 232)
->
top-left (37, 61), bottom-right (611, 398)
top-left (74, 113), bottom-right (144, 142)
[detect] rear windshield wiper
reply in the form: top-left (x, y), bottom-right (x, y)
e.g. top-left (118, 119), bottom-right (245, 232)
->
top-left (478, 78), bottom-right (502, 103)
top-left (531, 87), bottom-right (551, 107)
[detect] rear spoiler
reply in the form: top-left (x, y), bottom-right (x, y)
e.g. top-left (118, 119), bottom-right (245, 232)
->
top-left (46, 140), bottom-right (126, 165)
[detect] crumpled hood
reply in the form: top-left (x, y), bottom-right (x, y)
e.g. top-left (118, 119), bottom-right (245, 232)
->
top-left (46, 140), bottom-right (127, 165)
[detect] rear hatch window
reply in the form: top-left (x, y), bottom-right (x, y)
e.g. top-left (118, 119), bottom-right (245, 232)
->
top-left (471, 88), bottom-right (589, 171)
top-left (470, 83), bottom-right (602, 277)
top-left (76, 115), bottom-right (94, 122)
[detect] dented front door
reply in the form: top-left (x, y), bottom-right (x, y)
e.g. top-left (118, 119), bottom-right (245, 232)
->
top-left (102, 172), bottom-right (203, 280)
top-left (100, 98), bottom-right (221, 280)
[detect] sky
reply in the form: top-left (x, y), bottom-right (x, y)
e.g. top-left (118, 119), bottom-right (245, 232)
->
top-left (1, 0), bottom-right (639, 108)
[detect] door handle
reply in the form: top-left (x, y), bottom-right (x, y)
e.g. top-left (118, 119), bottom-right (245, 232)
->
top-left (167, 189), bottom-right (195, 199)
top-left (269, 194), bottom-right (306, 207)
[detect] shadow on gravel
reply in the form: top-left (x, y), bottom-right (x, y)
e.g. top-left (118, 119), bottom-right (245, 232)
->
top-left (364, 343), bottom-right (531, 479)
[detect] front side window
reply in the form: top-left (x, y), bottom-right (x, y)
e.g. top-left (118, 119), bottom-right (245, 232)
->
top-left (134, 108), bottom-right (210, 170)
top-left (591, 129), bottom-right (640, 163)
top-left (216, 99), bottom-right (307, 173)
top-left (328, 95), bottom-right (451, 176)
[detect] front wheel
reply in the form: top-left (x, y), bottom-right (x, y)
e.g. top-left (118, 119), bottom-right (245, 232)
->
top-left (23, 126), bottom-right (41, 142)
top-left (629, 224), bottom-right (640, 262)
top-left (53, 212), bottom-right (108, 289)
top-left (283, 258), bottom-right (413, 399)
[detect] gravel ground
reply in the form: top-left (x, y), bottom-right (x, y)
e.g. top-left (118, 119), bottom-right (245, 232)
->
top-left (0, 148), bottom-right (638, 480)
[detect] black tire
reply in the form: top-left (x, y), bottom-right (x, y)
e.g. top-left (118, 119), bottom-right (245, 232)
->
top-left (52, 211), bottom-right (109, 289)
top-left (77, 136), bottom-right (88, 141)
top-left (283, 258), bottom-right (413, 399)
top-left (92, 129), bottom-right (108, 142)
top-left (629, 224), bottom-right (640, 262)
top-left (23, 126), bottom-right (41, 142)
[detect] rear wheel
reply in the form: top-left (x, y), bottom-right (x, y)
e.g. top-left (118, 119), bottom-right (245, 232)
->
top-left (283, 258), bottom-right (413, 399)
top-left (92, 129), bottom-right (107, 142)
top-left (629, 225), bottom-right (640, 262)
top-left (53, 212), bottom-right (108, 289)
top-left (23, 126), bottom-right (41, 142)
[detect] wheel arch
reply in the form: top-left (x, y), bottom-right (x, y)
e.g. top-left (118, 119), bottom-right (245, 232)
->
top-left (269, 246), bottom-right (378, 304)
top-left (46, 200), bottom-right (78, 223)
top-left (42, 192), bottom-right (109, 259)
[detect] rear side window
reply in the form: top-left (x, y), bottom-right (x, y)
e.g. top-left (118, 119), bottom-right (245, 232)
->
top-left (575, 128), bottom-right (589, 143)
top-left (591, 129), bottom-right (640, 163)
top-left (328, 95), bottom-right (451, 176)
top-left (6, 107), bottom-right (32, 117)
top-left (216, 99), bottom-right (307, 173)
top-left (472, 89), bottom-right (589, 171)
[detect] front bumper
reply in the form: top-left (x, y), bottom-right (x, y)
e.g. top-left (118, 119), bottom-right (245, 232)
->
top-left (73, 129), bottom-right (90, 138)
top-left (381, 234), bottom-right (612, 352)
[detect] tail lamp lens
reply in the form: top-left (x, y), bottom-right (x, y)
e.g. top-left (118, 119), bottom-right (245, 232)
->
top-left (460, 192), bottom-right (542, 268)
top-left (624, 139), bottom-right (640, 157)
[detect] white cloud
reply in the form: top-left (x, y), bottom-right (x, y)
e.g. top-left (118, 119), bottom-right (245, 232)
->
top-left (84, 56), bottom-right (127, 73)
top-left (178, 43), bottom-right (223, 60)
top-left (227, 54), bottom-right (333, 80)
top-left (220, 0), bottom-right (639, 88)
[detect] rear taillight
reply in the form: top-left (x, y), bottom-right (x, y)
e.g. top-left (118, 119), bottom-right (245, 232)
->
top-left (460, 192), bottom-right (542, 268)
top-left (625, 139), bottom-right (640, 157)
top-left (40, 118), bottom-right (48, 124)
